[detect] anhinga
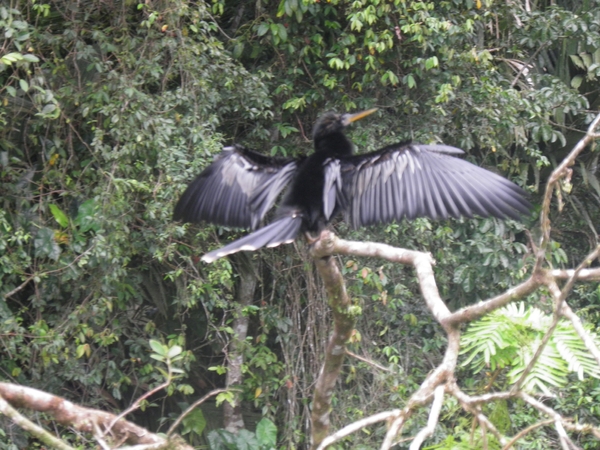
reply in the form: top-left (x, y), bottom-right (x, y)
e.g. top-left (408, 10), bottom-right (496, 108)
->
top-left (174, 109), bottom-right (530, 262)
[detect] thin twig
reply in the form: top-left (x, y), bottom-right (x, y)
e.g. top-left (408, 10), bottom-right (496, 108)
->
top-left (5, 246), bottom-right (95, 300)
top-left (510, 284), bottom-right (562, 393)
top-left (345, 350), bottom-right (393, 372)
top-left (104, 380), bottom-right (171, 436)
top-left (502, 419), bottom-right (554, 450)
top-left (316, 409), bottom-right (402, 450)
top-left (448, 382), bottom-right (507, 446)
top-left (204, 11), bottom-right (233, 40)
top-left (0, 395), bottom-right (75, 450)
top-left (3, 276), bottom-right (35, 300)
top-left (409, 385), bottom-right (445, 450)
top-left (561, 303), bottom-right (600, 368)
top-left (536, 113), bottom-right (600, 271)
top-left (509, 43), bottom-right (548, 88)
top-left (167, 389), bottom-right (228, 437)
top-left (521, 393), bottom-right (600, 440)
top-left (512, 244), bottom-right (600, 393)
top-left (93, 423), bottom-right (111, 450)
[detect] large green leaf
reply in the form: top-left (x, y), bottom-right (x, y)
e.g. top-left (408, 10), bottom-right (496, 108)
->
top-left (49, 204), bottom-right (69, 228)
top-left (181, 407), bottom-right (206, 437)
top-left (256, 418), bottom-right (277, 449)
top-left (34, 227), bottom-right (61, 261)
top-left (74, 199), bottom-right (99, 233)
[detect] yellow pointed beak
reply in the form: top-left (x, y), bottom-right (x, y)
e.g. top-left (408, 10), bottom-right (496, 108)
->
top-left (342, 108), bottom-right (378, 125)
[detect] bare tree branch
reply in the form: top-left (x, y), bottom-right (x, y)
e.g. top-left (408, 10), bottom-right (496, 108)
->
top-left (380, 409), bottom-right (411, 450)
top-left (327, 236), bottom-right (451, 325)
top-left (408, 385), bottom-right (445, 450)
top-left (446, 275), bottom-right (541, 326)
top-left (503, 419), bottom-right (554, 450)
top-left (311, 230), bottom-right (462, 449)
top-left (0, 382), bottom-right (193, 449)
top-left (536, 113), bottom-right (600, 270)
top-left (0, 395), bottom-right (75, 450)
top-left (551, 267), bottom-right (600, 281)
top-left (315, 409), bottom-right (402, 450)
top-left (461, 391), bottom-right (515, 405)
top-left (447, 381), bottom-right (507, 446)
top-left (520, 392), bottom-right (600, 440)
top-left (554, 244), bottom-right (600, 304)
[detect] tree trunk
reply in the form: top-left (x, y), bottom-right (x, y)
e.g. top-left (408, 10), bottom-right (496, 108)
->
top-left (224, 253), bottom-right (257, 433)
top-left (309, 236), bottom-right (355, 448)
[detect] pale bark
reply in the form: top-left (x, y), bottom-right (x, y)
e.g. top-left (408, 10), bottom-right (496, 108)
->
top-left (0, 382), bottom-right (193, 449)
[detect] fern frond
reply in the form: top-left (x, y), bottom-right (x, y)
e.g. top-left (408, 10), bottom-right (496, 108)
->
top-left (460, 302), bottom-right (600, 394)
top-left (553, 324), bottom-right (600, 380)
top-left (507, 338), bottom-right (568, 394)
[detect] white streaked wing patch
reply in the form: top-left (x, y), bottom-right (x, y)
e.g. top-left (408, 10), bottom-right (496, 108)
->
top-left (340, 143), bottom-right (529, 227)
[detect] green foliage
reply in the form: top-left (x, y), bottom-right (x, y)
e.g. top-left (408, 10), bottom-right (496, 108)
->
top-left (425, 433), bottom-right (502, 450)
top-left (461, 302), bottom-right (600, 394)
top-left (0, 0), bottom-right (270, 445)
top-left (2, 0), bottom-right (600, 448)
top-left (180, 407), bottom-right (207, 439)
top-left (208, 418), bottom-right (277, 450)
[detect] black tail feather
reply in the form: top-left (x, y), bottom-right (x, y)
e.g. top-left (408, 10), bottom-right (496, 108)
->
top-left (201, 214), bottom-right (303, 263)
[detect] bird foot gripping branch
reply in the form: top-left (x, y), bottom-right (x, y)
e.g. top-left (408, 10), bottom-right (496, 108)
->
top-left (174, 109), bottom-right (530, 261)
top-left (304, 230), bottom-right (327, 245)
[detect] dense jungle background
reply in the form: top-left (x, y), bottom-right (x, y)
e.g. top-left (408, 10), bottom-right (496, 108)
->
top-left (2, 0), bottom-right (600, 448)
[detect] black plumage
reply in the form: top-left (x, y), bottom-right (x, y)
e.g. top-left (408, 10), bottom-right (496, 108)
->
top-left (174, 109), bottom-right (530, 263)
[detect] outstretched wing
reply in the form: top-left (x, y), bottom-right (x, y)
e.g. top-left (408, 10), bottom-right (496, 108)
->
top-left (340, 143), bottom-right (531, 228)
top-left (174, 144), bottom-right (300, 229)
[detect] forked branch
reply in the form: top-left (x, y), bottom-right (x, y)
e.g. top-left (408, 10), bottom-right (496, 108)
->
top-left (311, 113), bottom-right (600, 448)
top-left (0, 382), bottom-right (194, 449)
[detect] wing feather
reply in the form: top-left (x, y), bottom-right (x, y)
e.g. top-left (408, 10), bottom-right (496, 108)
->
top-left (174, 145), bottom-right (299, 229)
top-left (429, 169), bottom-right (461, 217)
top-left (323, 159), bottom-right (342, 220)
top-left (341, 142), bottom-right (530, 228)
top-left (383, 167), bottom-right (395, 222)
top-left (423, 166), bottom-right (447, 219)
top-left (407, 153), bottom-right (425, 219)
top-left (398, 154), bottom-right (412, 220)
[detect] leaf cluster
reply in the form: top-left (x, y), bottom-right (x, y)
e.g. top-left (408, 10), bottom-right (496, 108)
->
top-left (208, 418), bottom-right (277, 450)
top-left (461, 302), bottom-right (600, 394)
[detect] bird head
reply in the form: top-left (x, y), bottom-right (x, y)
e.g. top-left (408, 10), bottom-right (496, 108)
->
top-left (312, 108), bottom-right (378, 141)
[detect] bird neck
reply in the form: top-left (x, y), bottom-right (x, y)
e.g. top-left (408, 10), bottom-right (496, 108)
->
top-left (313, 131), bottom-right (354, 156)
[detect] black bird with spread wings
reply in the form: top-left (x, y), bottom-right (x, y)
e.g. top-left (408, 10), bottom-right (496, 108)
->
top-left (174, 109), bottom-right (530, 262)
